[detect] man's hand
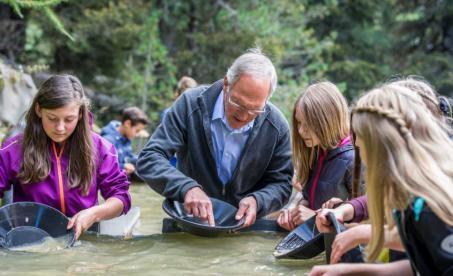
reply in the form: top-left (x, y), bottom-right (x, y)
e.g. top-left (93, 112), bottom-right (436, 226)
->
top-left (184, 187), bottom-right (215, 226)
top-left (236, 196), bottom-right (257, 228)
top-left (124, 163), bottom-right (135, 175)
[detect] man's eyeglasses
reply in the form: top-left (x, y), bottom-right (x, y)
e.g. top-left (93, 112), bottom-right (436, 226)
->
top-left (227, 93), bottom-right (267, 116)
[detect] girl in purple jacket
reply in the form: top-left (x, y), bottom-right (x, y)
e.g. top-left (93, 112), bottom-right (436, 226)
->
top-left (0, 74), bottom-right (131, 239)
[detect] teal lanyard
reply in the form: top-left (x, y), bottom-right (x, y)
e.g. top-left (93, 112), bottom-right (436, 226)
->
top-left (413, 197), bottom-right (425, 222)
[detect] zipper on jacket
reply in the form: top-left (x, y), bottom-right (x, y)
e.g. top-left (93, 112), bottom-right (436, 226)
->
top-left (222, 185), bottom-right (226, 197)
top-left (52, 142), bottom-right (66, 215)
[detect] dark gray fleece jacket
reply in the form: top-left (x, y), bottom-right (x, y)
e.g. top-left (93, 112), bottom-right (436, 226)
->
top-left (137, 80), bottom-right (292, 217)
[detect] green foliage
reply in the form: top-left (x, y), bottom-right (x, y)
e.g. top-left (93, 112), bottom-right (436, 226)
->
top-left (25, 0), bottom-right (334, 130)
top-left (270, 84), bottom-right (301, 122)
top-left (389, 1), bottom-right (453, 95)
top-left (156, 0), bottom-right (333, 86)
top-left (18, 0), bottom-right (453, 130)
top-left (42, 6), bottom-right (73, 40)
top-left (25, 0), bottom-right (176, 127)
top-left (308, 0), bottom-right (453, 98)
top-left (6, 0), bottom-right (63, 8)
top-left (23, 21), bottom-right (53, 64)
top-left (2, 0), bottom-right (73, 40)
top-left (6, 0), bottom-right (23, 17)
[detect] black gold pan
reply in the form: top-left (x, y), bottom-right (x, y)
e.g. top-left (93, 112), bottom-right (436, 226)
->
top-left (273, 215), bottom-right (325, 259)
top-left (162, 197), bottom-right (245, 237)
top-left (0, 202), bottom-right (75, 250)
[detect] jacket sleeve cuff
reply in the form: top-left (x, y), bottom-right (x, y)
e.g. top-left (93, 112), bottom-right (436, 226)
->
top-left (112, 194), bottom-right (132, 215)
top-left (179, 182), bottom-right (203, 203)
top-left (347, 199), bottom-right (367, 223)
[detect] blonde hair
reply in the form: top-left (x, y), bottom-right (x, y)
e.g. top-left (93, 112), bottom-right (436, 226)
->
top-left (292, 81), bottom-right (350, 186)
top-left (390, 76), bottom-right (442, 118)
top-left (352, 84), bottom-right (453, 261)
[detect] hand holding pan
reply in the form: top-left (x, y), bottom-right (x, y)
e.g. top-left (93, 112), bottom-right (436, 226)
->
top-left (162, 197), bottom-right (245, 237)
top-left (324, 212), bottom-right (364, 263)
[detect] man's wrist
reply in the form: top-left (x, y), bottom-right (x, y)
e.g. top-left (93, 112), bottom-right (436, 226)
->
top-left (182, 183), bottom-right (203, 201)
top-left (245, 194), bottom-right (260, 215)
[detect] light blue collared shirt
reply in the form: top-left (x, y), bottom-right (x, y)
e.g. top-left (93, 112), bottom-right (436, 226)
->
top-left (210, 91), bottom-right (254, 185)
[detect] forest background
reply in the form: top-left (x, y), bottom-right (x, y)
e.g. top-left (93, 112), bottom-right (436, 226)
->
top-left (1, 0), bottom-right (452, 131)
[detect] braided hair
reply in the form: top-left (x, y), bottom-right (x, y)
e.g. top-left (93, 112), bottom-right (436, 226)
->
top-left (351, 84), bottom-right (453, 261)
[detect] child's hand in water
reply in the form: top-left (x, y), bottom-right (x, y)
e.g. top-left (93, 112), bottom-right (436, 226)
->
top-left (290, 204), bottom-right (316, 226)
top-left (67, 207), bottom-right (100, 240)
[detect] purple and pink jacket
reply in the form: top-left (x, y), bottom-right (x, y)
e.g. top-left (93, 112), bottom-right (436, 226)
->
top-left (0, 133), bottom-right (131, 217)
top-left (302, 136), bottom-right (365, 210)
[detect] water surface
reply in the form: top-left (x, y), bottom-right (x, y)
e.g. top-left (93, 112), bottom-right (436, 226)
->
top-left (0, 184), bottom-right (323, 275)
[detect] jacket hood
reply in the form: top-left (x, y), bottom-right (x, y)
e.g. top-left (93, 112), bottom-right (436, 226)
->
top-left (100, 120), bottom-right (121, 136)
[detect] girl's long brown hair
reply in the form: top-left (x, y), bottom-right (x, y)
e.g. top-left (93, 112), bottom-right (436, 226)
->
top-left (18, 74), bottom-right (95, 195)
top-left (292, 81), bottom-right (350, 186)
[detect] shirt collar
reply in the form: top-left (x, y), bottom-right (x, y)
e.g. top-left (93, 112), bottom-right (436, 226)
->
top-left (212, 90), bottom-right (254, 133)
top-left (212, 90), bottom-right (224, 121)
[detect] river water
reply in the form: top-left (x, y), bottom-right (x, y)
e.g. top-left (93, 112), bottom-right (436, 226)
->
top-left (0, 184), bottom-right (323, 275)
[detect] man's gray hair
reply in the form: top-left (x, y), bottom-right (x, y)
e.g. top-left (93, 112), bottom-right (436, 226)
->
top-left (226, 48), bottom-right (277, 97)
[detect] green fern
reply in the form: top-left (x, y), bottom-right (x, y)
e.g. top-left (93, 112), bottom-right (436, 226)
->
top-left (1, 0), bottom-right (73, 40)
top-left (6, 1), bottom-right (24, 18)
top-left (12, 0), bottom-right (64, 8)
top-left (43, 6), bottom-right (74, 41)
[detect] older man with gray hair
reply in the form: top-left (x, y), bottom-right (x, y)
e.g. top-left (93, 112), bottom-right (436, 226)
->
top-left (137, 48), bottom-right (292, 227)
